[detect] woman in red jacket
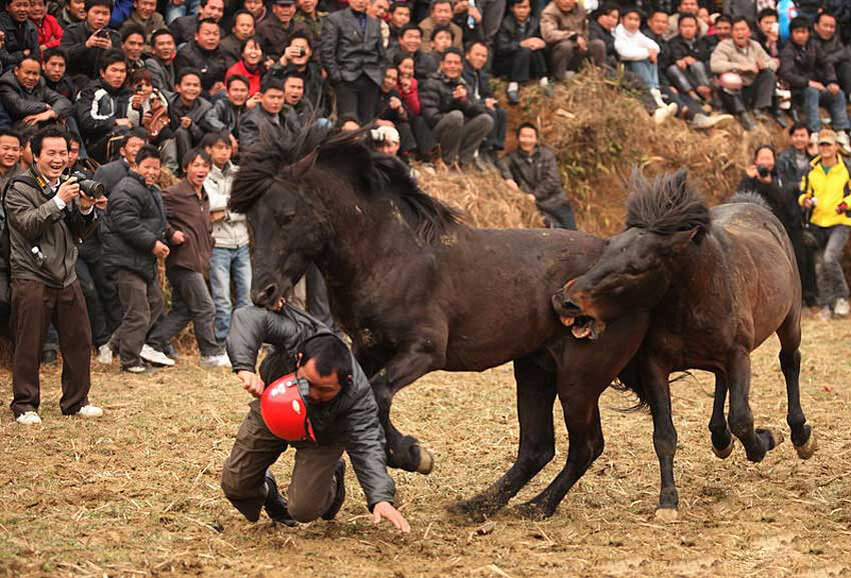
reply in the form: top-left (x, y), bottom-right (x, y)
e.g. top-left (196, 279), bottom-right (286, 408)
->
top-left (29, 0), bottom-right (63, 51)
top-left (395, 54), bottom-right (435, 160)
top-left (225, 36), bottom-right (266, 96)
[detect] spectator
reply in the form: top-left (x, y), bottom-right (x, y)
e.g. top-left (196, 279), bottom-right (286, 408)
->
top-left (164, 0), bottom-right (199, 26)
top-left (419, 0), bottom-right (463, 52)
top-left (102, 141), bottom-right (176, 371)
top-left (238, 75), bottom-right (293, 149)
top-left (450, 0), bottom-right (484, 48)
top-left (710, 17), bottom-right (777, 131)
top-left (109, 0), bottom-right (135, 29)
top-left (478, 0), bottom-right (505, 45)
top-left (127, 68), bottom-right (177, 170)
top-left (60, 0), bottom-right (121, 79)
top-left (812, 12), bottom-right (851, 101)
top-left (389, 24), bottom-right (438, 83)
top-left (798, 129), bottom-right (851, 320)
top-left (615, 7), bottom-right (662, 92)
top-left (225, 36), bottom-right (266, 96)
top-left (41, 47), bottom-right (75, 100)
top-left (281, 70), bottom-right (319, 132)
top-left (666, 13), bottom-right (713, 104)
top-left (463, 41), bottom-right (506, 166)
top-left (204, 74), bottom-right (255, 142)
top-left (499, 122), bottom-right (576, 229)
top-left (0, 128), bottom-right (22, 189)
top-left (174, 18), bottom-right (228, 97)
top-left (30, 0), bottom-right (64, 52)
top-left (54, 0), bottom-right (86, 30)
top-left (495, 0), bottom-right (550, 105)
top-left (779, 17), bottom-right (850, 148)
top-left (257, 0), bottom-right (306, 62)
top-left (4, 126), bottom-right (102, 425)
top-left (395, 54), bottom-right (435, 159)
top-left (429, 25), bottom-right (454, 58)
top-left (0, 0), bottom-right (41, 71)
top-left (0, 55), bottom-right (72, 125)
top-left (541, 0), bottom-right (604, 80)
top-left (367, 0), bottom-right (391, 48)
top-left (76, 48), bottom-right (132, 163)
top-left (421, 47), bottom-right (493, 169)
top-left (145, 28), bottom-right (177, 95)
top-left (121, 23), bottom-right (147, 76)
top-left (295, 0), bottom-right (326, 42)
top-left (321, 0), bottom-right (385, 125)
top-left (244, 0), bottom-right (270, 27)
top-left (388, 2), bottom-right (411, 45)
top-left (93, 128), bottom-right (145, 192)
top-left (280, 33), bottom-right (327, 112)
top-left (169, 0), bottom-right (224, 46)
top-left (704, 14), bottom-right (732, 52)
top-left (665, 0), bottom-right (708, 41)
top-left (203, 131), bottom-right (249, 346)
top-left (370, 123), bottom-right (401, 156)
top-left (169, 68), bottom-right (213, 168)
top-left (588, 3), bottom-right (618, 67)
top-left (754, 8), bottom-right (780, 60)
top-left (221, 9), bottom-right (255, 65)
top-left (147, 147), bottom-right (230, 367)
top-left (119, 0), bottom-right (164, 39)
top-left (376, 66), bottom-right (418, 157)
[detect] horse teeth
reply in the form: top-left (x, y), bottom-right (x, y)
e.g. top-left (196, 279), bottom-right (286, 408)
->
top-left (572, 326), bottom-right (591, 339)
top-left (560, 316), bottom-right (575, 327)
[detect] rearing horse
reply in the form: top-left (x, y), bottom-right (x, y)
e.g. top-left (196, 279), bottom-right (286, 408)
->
top-left (230, 126), bottom-right (650, 518)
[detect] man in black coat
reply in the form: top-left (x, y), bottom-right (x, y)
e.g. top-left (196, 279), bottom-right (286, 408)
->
top-left (494, 0), bottom-right (549, 104)
top-left (238, 75), bottom-right (294, 149)
top-left (0, 0), bottom-right (40, 71)
top-left (321, 0), bottom-right (385, 125)
top-left (59, 0), bottom-right (122, 79)
top-left (0, 56), bottom-right (72, 125)
top-left (145, 29), bottom-right (177, 96)
top-left (41, 47), bottom-right (77, 100)
top-left (812, 11), bottom-right (851, 100)
top-left (222, 304), bottom-right (410, 532)
top-left (75, 49), bottom-right (133, 163)
top-left (169, 0), bottom-right (225, 46)
top-left (257, 0), bottom-right (307, 62)
top-left (463, 41), bottom-right (506, 166)
top-left (92, 129), bottom-right (145, 193)
top-left (174, 18), bottom-right (229, 98)
top-left (387, 24), bottom-right (437, 83)
top-left (102, 145), bottom-right (179, 372)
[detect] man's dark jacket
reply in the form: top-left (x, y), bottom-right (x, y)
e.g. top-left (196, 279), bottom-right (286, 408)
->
top-left (668, 35), bottom-right (712, 65)
top-left (498, 145), bottom-right (567, 208)
top-left (779, 40), bottom-right (837, 90)
top-left (320, 8), bottom-right (385, 86)
top-left (75, 79), bottom-right (132, 145)
top-left (202, 98), bottom-right (245, 136)
top-left (161, 179), bottom-right (213, 274)
top-left (0, 70), bottom-right (72, 121)
top-left (59, 22), bottom-right (121, 78)
top-left (0, 12), bottom-right (40, 71)
top-left (174, 41), bottom-right (229, 93)
top-left (420, 71), bottom-right (488, 128)
top-left (257, 17), bottom-right (307, 61)
top-left (237, 105), bottom-right (294, 149)
top-left (226, 305), bottom-right (396, 510)
top-left (495, 14), bottom-right (543, 58)
top-left (102, 171), bottom-right (173, 282)
top-left (93, 158), bottom-right (131, 194)
top-left (812, 31), bottom-right (851, 71)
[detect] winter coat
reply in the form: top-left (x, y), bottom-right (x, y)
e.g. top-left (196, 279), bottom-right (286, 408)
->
top-left (226, 59), bottom-right (264, 95)
top-left (495, 14), bottom-right (543, 58)
top-left (320, 8), bottom-right (385, 86)
top-left (461, 62), bottom-right (494, 102)
top-left (614, 24), bottom-right (659, 62)
top-left (710, 38), bottom-right (777, 86)
top-left (257, 17), bottom-right (307, 61)
top-left (498, 145), bottom-right (566, 207)
top-left (237, 105), bottom-right (293, 149)
top-left (174, 41), bottom-right (229, 93)
top-left (168, 94), bottom-right (213, 146)
top-left (779, 40), bottom-right (836, 90)
top-left (93, 159), bottom-right (131, 195)
top-left (387, 46), bottom-right (437, 82)
top-left (588, 20), bottom-right (616, 64)
top-left (811, 31), bottom-right (851, 71)
top-left (33, 14), bottom-right (64, 49)
top-left (59, 22), bottom-right (121, 78)
top-left (75, 80), bottom-right (132, 145)
top-left (219, 34), bottom-right (243, 66)
top-left (397, 77), bottom-right (421, 116)
top-left (417, 16), bottom-right (464, 52)
top-left (108, 0), bottom-right (134, 28)
top-left (540, 1), bottom-right (588, 45)
top-left (420, 71), bottom-right (489, 128)
top-left (145, 56), bottom-right (177, 95)
top-left (119, 10), bottom-right (166, 40)
top-left (798, 157), bottom-right (851, 228)
top-left (668, 35), bottom-right (711, 65)
top-left (0, 12), bottom-right (40, 71)
top-left (206, 162), bottom-right (248, 249)
top-left (226, 304), bottom-right (396, 510)
top-left (736, 174), bottom-right (801, 233)
top-left (102, 170), bottom-right (173, 282)
top-left (202, 98), bottom-right (245, 136)
top-left (0, 70), bottom-right (71, 121)
top-left (161, 178), bottom-right (213, 274)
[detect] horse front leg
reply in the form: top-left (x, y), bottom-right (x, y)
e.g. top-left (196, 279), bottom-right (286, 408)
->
top-left (726, 349), bottom-right (784, 463)
top-left (449, 355), bottom-right (557, 520)
top-left (371, 346), bottom-right (446, 474)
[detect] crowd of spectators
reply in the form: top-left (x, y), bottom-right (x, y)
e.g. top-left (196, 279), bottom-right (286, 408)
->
top-left (1, 0), bottom-right (851, 425)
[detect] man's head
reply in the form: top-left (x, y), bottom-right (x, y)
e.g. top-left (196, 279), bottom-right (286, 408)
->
top-left (134, 145), bottom-right (161, 186)
top-left (231, 9), bottom-right (255, 39)
top-left (372, 124), bottom-right (400, 156)
top-left (714, 15), bottom-right (732, 39)
top-left (814, 11), bottom-right (837, 41)
top-left (198, 0), bottom-right (224, 21)
top-left (6, 0), bottom-right (31, 22)
top-left (29, 0), bottom-right (47, 22)
top-left (595, 3), bottom-right (619, 31)
top-left (382, 66), bottom-right (398, 92)
top-left (183, 147), bottom-right (212, 188)
top-left (121, 25), bottom-right (146, 61)
top-left (176, 69), bottom-right (202, 102)
top-left (272, 0), bottom-right (297, 23)
top-left (390, 2), bottom-right (410, 28)
top-left (119, 130), bottom-right (146, 165)
top-left (287, 32), bottom-right (312, 67)
top-left (367, 0), bottom-right (389, 19)
top-left (440, 47), bottom-right (463, 78)
top-left (244, 0), bottom-right (264, 18)
top-left (430, 25), bottom-right (454, 53)
top-left (789, 122), bottom-right (810, 151)
top-left (66, 0), bottom-right (86, 20)
top-left (399, 24), bottom-right (422, 52)
top-left (349, 0), bottom-right (367, 11)
top-left (42, 48), bottom-right (67, 83)
top-left (296, 335), bottom-right (353, 404)
top-left (430, 0), bottom-right (453, 25)
top-left (818, 129), bottom-right (839, 161)
top-left (0, 130), bottom-right (22, 172)
top-left (753, 144), bottom-right (775, 172)
top-left (677, 0), bottom-right (697, 15)
top-left (196, 18), bottom-right (221, 50)
top-left (226, 74), bottom-right (250, 105)
top-left (133, 0), bottom-right (156, 20)
top-left (757, 8), bottom-right (778, 38)
top-left (67, 134), bottom-right (80, 168)
top-left (648, 9), bottom-right (668, 36)
top-left (789, 16), bottom-right (810, 46)
top-left (516, 122), bottom-right (538, 153)
top-left (85, 0), bottom-right (113, 30)
top-left (731, 17), bottom-right (751, 47)
top-left (99, 49), bottom-right (127, 89)
top-left (260, 76), bottom-right (285, 114)
top-left (678, 12), bottom-right (698, 40)
top-left (465, 41), bottom-right (488, 71)
top-left (31, 126), bottom-right (69, 181)
top-left (297, 0), bottom-right (317, 15)
top-left (555, 0), bottom-right (576, 14)
top-left (283, 73), bottom-right (304, 105)
top-left (201, 130), bottom-right (232, 167)
top-left (152, 29), bottom-right (176, 61)
top-left (621, 7), bottom-right (641, 33)
top-left (14, 57), bottom-right (41, 91)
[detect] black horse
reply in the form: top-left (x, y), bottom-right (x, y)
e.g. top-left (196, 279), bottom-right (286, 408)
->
top-left (230, 126), bottom-right (650, 518)
top-left (554, 171), bottom-right (816, 519)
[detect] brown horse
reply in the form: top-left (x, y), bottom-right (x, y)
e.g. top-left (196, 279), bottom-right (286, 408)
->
top-left (553, 171), bottom-right (816, 519)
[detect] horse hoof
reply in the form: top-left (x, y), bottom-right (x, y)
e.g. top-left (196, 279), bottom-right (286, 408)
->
top-left (654, 507), bottom-right (678, 522)
top-left (416, 447), bottom-right (434, 475)
top-left (795, 430), bottom-right (817, 460)
top-left (712, 438), bottom-right (735, 460)
top-left (514, 502), bottom-right (549, 520)
top-left (447, 499), bottom-right (489, 522)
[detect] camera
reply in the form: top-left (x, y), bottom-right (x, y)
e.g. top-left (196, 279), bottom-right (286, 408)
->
top-left (66, 171), bottom-right (105, 198)
top-left (756, 165), bottom-right (770, 178)
top-left (369, 128), bottom-right (386, 143)
top-left (96, 29), bottom-right (109, 38)
top-left (298, 47), bottom-right (305, 57)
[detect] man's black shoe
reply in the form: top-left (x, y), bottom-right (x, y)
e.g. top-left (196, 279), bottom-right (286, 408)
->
top-left (42, 349), bottom-right (58, 366)
top-left (264, 472), bottom-right (298, 526)
top-left (738, 112), bottom-right (756, 131)
top-left (322, 460), bottom-right (346, 520)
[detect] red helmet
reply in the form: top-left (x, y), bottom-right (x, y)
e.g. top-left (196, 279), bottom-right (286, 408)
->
top-left (260, 373), bottom-right (317, 442)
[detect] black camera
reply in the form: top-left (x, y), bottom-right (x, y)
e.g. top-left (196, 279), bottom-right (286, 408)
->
top-left (298, 47), bottom-right (306, 57)
top-left (67, 171), bottom-right (105, 198)
top-left (756, 165), bottom-right (770, 178)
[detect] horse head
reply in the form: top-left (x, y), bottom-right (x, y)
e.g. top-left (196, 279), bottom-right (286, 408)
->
top-left (552, 170), bottom-right (710, 339)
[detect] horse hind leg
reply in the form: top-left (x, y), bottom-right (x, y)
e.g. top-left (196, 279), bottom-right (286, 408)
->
top-left (726, 349), bottom-right (784, 463)
top-left (709, 372), bottom-right (735, 459)
top-left (450, 356), bottom-right (557, 520)
top-left (777, 314), bottom-right (816, 458)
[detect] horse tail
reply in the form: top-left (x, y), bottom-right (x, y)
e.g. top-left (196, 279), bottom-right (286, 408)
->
top-left (612, 361), bottom-right (694, 413)
top-left (728, 191), bottom-right (772, 211)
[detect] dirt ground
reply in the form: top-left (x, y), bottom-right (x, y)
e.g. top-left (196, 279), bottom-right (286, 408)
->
top-left (1, 313), bottom-right (850, 578)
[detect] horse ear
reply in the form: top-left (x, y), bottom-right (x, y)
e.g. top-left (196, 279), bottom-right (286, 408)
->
top-left (291, 148), bottom-right (319, 178)
top-left (669, 226), bottom-right (701, 254)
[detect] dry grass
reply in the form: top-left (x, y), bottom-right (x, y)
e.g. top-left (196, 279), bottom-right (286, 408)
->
top-left (1, 314), bottom-right (851, 577)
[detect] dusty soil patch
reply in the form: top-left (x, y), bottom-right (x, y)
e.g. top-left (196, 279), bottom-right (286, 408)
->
top-left (1, 314), bottom-right (850, 577)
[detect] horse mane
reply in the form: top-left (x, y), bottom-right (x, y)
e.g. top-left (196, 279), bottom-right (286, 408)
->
top-left (625, 169), bottom-right (712, 235)
top-left (728, 190), bottom-right (772, 211)
top-left (230, 124), bottom-right (462, 245)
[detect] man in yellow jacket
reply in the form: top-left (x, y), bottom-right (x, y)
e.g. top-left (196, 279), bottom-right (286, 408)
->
top-left (799, 129), bottom-right (851, 319)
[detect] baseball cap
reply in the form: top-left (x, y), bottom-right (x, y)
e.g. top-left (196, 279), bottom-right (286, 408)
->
top-left (273, 0), bottom-right (297, 5)
top-left (818, 129), bottom-right (837, 145)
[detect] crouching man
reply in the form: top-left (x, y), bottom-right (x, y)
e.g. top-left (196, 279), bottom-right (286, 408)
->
top-left (221, 304), bottom-right (410, 533)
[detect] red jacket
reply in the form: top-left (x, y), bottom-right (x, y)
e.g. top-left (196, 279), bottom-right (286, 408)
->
top-left (226, 60), bottom-right (263, 96)
top-left (33, 14), bottom-right (63, 50)
top-left (397, 77), bottom-right (421, 116)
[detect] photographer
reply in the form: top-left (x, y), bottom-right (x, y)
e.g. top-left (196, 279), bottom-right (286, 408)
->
top-left (3, 126), bottom-right (103, 425)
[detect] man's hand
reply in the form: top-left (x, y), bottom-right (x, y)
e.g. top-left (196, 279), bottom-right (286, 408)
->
top-left (372, 502), bottom-right (410, 533)
top-left (115, 118), bottom-right (133, 128)
top-left (95, 195), bottom-right (108, 210)
top-left (22, 109), bottom-right (56, 125)
top-left (684, 56), bottom-right (696, 66)
top-left (171, 230), bottom-right (186, 244)
top-left (452, 84), bottom-right (467, 101)
top-left (802, 196), bottom-right (815, 209)
top-left (246, 93), bottom-right (262, 109)
top-left (485, 97), bottom-right (496, 109)
top-left (828, 82), bottom-right (840, 95)
top-left (152, 240), bottom-right (170, 258)
top-left (389, 96), bottom-right (402, 110)
top-left (85, 31), bottom-right (112, 49)
top-left (180, 116), bottom-right (192, 129)
top-left (210, 81), bottom-right (226, 95)
top-left (79, 190), bottom-right (96, 211)
top-left (57, 177), bottom-right (80, 204)
top-left (131, 93), bottom-right (143, 109)
top-left (238, 370), bottom-right (265, 397)
top-left (837, 201), bottom-right (848, 214)
top-left (211, 210), bottom-right (226, 222)
top-left (809, 80), bottom-right (825, 90)
top-left (648, 48), bottom-right (658, 63)
top-left (676, 58), bottom-right (688, 70)
top-left (505, 178), bottom-right (519, 191)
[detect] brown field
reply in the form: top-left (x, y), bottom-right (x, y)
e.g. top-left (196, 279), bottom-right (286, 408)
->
top-left (1, 313), bottom-right (850, 577)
